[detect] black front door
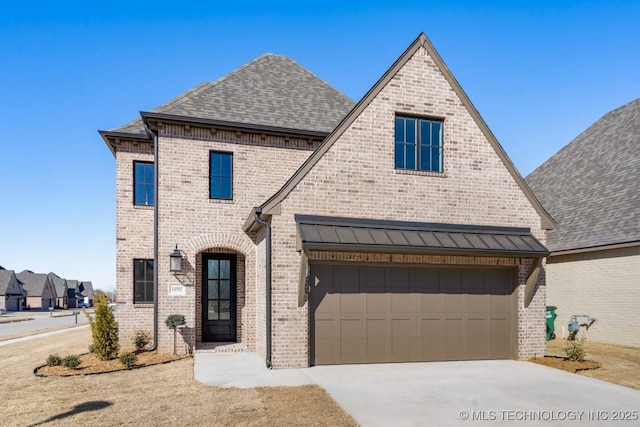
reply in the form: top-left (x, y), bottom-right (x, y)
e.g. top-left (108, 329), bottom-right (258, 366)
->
top-left (202, 253), bottom-right (237, 342)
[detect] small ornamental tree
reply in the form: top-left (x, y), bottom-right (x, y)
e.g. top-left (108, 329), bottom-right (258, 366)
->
top-left (86, 293), bottom-right (119, 360)
top-left (165, 314), bottom-right (186, 355)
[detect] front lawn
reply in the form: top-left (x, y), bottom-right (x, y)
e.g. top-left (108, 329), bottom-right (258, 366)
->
top-left (0, 328), bottom-right (357, 426)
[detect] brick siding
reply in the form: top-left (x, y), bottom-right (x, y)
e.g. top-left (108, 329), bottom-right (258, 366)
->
top-left (546, 245), bottom-right (640, 348)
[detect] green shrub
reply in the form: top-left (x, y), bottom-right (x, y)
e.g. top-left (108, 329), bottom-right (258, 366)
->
top-left (564, 338), bottom-right (587, 362)
top-left (119, 352), bottom-right (138, 369)
top-left (88, 343), bottom-right (96, 354)
top-left (86, 293), bottom-right (119, 360)
top-left (61, 355), bottom-right (81, 369)
top-left (133, 330), bottom-right (151, 351)
top-left (46, 354), bottom-right (62, 367)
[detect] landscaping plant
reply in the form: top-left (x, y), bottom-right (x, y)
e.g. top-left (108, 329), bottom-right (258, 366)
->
top-left (86, 293), bottom-right (119, 360)
top-left (61, 355), bottom-right (81, 369)
top-left (133, 330), bottom-right (151, 351)
top-left (46, 354), bottom-right (62, 367)
top-left (165, 314), bottom-right (186, 355)
top-left (564, 338), bottom-right (587, 362)
top-left (119, 352), bottom-right (137, 369)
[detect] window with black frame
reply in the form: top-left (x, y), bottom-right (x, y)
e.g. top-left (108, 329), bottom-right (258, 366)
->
top-left (134, 161), bottom-right (155, 205)
top-left (209, 151), bottom-right (233, 200)
top-left (133, 259), bottom-right (154, 304)
top-left (395, 116), bottom-right (443, 173)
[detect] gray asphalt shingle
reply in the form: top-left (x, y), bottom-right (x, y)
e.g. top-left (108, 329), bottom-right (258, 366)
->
top-left (109, 54), bottom-right (354, 135)
top-left (526, 98), bottom-right (640, 252)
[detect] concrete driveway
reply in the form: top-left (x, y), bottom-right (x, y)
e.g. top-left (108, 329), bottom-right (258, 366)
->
top-left (195, 354), bottom-right (640, 426)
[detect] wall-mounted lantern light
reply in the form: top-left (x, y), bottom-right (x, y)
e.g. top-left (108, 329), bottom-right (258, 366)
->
top-left (170, 245), bottom-right (183, 273)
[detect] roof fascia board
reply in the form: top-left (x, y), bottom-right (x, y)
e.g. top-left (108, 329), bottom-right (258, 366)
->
top-left (98, 129), bottom-right (151, 157)
top-left (141, 111), bottom-right (329, 139)
top-left (550, 240), bottom-right (640, 256)
top-left (254, 32), bottom-right (555, 230)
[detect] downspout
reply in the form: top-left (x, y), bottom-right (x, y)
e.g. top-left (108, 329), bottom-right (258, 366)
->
top-left (253, 207), bottom-right (272, 368)
top-left (144, 124), bottom-right (159, 351)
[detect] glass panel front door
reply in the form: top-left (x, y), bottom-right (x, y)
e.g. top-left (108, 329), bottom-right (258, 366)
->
top-left (202, 254), bottom-right (236, 342)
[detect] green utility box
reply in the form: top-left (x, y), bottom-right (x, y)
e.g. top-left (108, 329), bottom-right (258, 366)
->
top-left (546, 306), bottom-right (558, 340)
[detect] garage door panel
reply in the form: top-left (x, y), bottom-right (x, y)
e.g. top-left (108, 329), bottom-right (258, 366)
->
top-left (335, 266), bottom-right (360, 287)
top-left (422, 293), bottom-right (444, 313)
top-left (366, 293), bottom-right (388, 312)
top-left (391, 293), bottom-right (411, 313)
top-left (414, 268), bottom-right (440, 293)
top-left (468, 294), bottom-right (488, 312)
top-left (311, 264), bottom-right (515, 365)
top-left (464, 270), bottom-right (485, 294)
top-left (340, 293), bottom-right (364, 312)
top-left (468, 318), bottom-right (488, 359)
top-left (392, 319), bottom-right (414, 361)
top-left (341, 318), bottom-right (366, 362)
top-left (445, 294), bottom-right (466, 312)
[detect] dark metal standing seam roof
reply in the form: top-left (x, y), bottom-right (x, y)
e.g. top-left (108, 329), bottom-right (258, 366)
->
top-left (295, 215), bottom-right (549, 257)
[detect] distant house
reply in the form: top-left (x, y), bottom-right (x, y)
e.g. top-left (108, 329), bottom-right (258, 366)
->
top-left (16, 270), bottom-right (57, 309)
top-left (77, 281), bottom-right (94, 305)
top-left (66, 279), bottom-right (80, 308)
top-left (47, 273), bottom-right (69, 308)
top-left (527, 98), bottom-right (640, 348)
top-left (0, 270), bottom-right (27, 311)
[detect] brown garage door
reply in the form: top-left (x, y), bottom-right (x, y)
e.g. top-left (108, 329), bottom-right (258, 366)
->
top-left (310, 264), bottom-right (517, 365)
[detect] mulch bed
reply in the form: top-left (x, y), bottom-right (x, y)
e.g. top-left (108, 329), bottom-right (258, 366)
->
top-left (530, 355), bottom-right (600, 373)
top-left (35, 350), bottom-right (190, 377)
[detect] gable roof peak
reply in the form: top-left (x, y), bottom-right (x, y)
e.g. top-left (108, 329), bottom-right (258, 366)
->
top-left (244, 32), bottom-right (554, 231)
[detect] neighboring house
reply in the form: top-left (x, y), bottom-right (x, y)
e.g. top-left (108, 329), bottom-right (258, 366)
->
top-left (66, 280), bottom-right (80, 308)
top-left (100, 33), bottom-right (553, 367)
top-left (77, 281), bottom-right (94, 305)
top-left (16, 270), bottom-right (57, 309)
top-left (527, 98), bottom-right (640, 348)
top-left (48, 273), bottom-right (68, 308)
top-left (0, 270), bottom-right (27, 311)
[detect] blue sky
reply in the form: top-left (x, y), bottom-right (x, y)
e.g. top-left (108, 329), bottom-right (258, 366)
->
top-left (1, 1), bottom-right (638, 291)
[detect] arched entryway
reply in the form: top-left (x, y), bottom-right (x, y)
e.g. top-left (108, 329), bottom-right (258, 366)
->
top-left (195, 248), bottom-right (246, 348)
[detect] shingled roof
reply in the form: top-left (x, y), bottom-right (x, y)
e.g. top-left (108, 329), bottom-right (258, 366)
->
top-left (103, 54), bottom-right (355, 139)
top-left (48, 273), bottom-right (67, 298)
top-left (526, 98), bottom-right (640, 253)
top-left (16, 270), bottom-right (51, 297)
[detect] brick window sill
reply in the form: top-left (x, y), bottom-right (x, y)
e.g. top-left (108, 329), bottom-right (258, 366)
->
top-left (395, 169), bottom-right (447, 178)
top-left (133, 304), bottom-right (154, 308)
top-left (209, 199), bottom-right (234, 204)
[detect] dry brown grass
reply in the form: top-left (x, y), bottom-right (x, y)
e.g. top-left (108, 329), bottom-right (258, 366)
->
top-left (0, 328), bottom-right (357, 426)
top-left (544, 338), bottom-right (640, 390)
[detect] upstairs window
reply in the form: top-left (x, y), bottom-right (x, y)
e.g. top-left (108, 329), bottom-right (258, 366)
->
top-left (210, 151), bottom-right (233, 200)
top-left (395, 116), bottom-right (443, 173)
top-left (134, 162), bottom-right (155, 206)
top-left (133, 259), bottom-right (154, 304)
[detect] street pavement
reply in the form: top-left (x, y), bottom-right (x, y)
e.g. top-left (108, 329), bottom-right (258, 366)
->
top-left (0, 309), bottom-right (90, 339)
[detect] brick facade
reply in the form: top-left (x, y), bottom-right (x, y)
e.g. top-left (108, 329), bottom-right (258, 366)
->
top-left (267, 46), bottom-right (547, 367)
top-left (546, 245), bottom-right (640, 348)
top-left (114, 126), bottom-right (317, 353)
top-left (111, 35), bottom-right (549, 367)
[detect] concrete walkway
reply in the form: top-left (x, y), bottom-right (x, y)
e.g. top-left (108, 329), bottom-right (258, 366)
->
top-left (195, 353), bottom-right (640, 427)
